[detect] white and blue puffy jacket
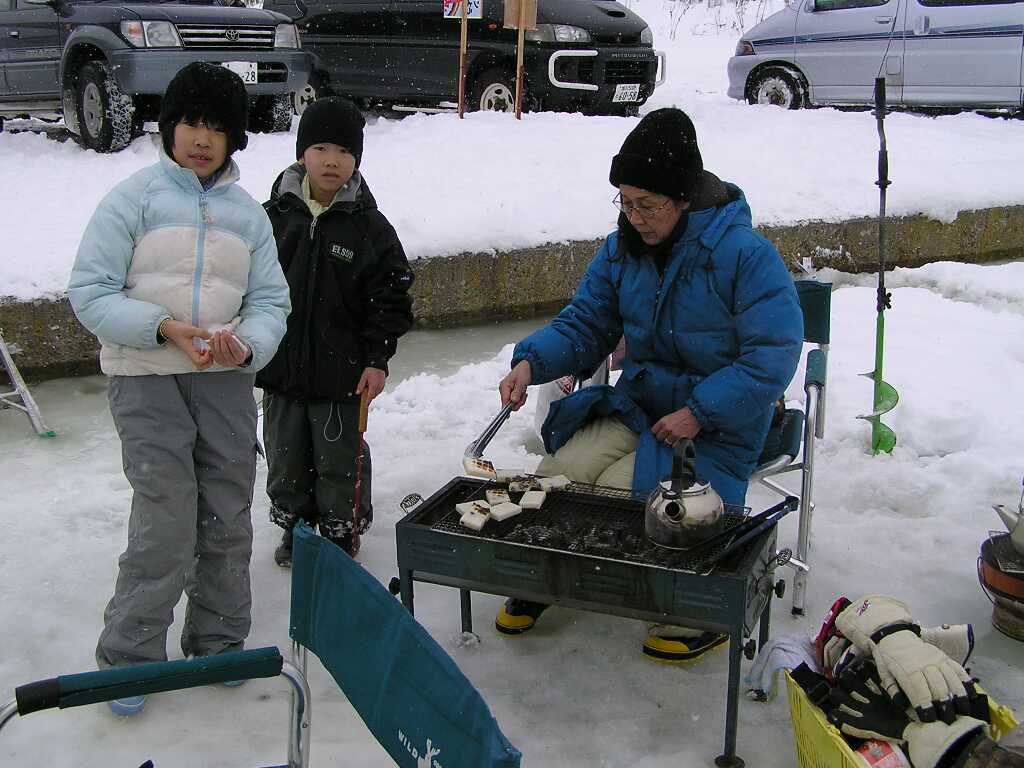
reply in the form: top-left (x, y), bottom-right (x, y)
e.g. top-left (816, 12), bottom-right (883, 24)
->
top-left (68, 150), bottom-right (290, 376)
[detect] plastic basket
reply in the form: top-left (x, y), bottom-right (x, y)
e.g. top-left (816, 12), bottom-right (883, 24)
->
top-left (784, 670), bottom-right (1020, 768)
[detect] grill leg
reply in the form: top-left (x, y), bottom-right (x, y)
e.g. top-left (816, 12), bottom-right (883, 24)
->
top-left (715, 628), bottom-right (746, 768)
top-left (399, 569), bottom-right (415, 616)
top-left (758, 588), bottom-right (772, 651)
top-left (460, 589), bottom-right (473, 634)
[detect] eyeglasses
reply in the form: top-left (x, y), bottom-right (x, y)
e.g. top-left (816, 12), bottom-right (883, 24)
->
top-left (612, 193), bottom-right (673, 220)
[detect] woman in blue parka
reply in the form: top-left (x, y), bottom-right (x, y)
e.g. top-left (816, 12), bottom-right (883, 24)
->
top-left (494, 108), bottom-right (804, 661)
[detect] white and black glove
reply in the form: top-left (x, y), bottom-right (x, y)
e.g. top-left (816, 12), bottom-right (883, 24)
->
top-left (822, 624), bottom-right (973, 683)
top-left (829, 659), bottom-right (988, 768)
top-left (836, 595), bottom-right (982, 723)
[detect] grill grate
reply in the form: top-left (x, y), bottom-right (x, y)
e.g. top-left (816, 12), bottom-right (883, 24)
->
top-left (420, 478), bottom-right (750, 573)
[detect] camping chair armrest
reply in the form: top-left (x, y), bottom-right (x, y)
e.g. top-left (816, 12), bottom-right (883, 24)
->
top-left (13, 647), bottom-right (283, 716)
top-left (804, 349), bottom-right (826, 391)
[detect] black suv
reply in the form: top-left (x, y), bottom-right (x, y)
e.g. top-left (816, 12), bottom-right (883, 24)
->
top-left (0, 0), bottom-right (312, 151)
top-left (267, 0), bottom-right (663, 116)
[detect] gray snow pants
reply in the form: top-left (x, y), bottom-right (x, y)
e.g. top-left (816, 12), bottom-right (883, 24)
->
top-left (262, 393), bottom-right (372, 541)
top-left (96, 371), bottom-right (258, 668)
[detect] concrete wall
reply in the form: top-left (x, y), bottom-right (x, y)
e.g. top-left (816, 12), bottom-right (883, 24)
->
top-left (3, 204), bottom-right (1023, 382)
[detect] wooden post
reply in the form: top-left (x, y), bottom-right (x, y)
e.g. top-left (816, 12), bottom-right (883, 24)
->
top-left (457, 0), bottom-right (469, 118)
top-left (514, 0), bottom-right (526, 119)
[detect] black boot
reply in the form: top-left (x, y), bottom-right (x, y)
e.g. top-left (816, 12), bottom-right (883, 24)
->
top-left (274, 528), bottom-right (293, 568)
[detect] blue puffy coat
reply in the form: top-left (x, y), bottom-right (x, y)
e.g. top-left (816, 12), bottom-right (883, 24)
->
top-left (513, 182), bottom-right (803, 505)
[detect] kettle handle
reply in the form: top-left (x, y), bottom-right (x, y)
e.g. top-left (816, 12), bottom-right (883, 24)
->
top-left (671, 438), bottom-right (698, 489)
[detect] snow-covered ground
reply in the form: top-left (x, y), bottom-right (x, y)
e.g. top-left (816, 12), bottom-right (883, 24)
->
top-left (2, 2), bottom-right (1023, 765)
top-left (2, 263), bottom-right (1024, 767)
top-left (3, 0), bottom-right (1024, 300)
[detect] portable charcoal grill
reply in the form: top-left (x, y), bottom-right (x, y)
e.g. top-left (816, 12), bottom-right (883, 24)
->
top-left (393, 476), bottom-right (788, 768)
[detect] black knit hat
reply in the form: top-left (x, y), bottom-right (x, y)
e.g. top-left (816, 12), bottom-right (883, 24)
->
top-left (296, 97), bottom-right (365, 166)
top-left (609, 108), bottom-right (703, 201)
top-left (159, 62), bottom-right (249, 155)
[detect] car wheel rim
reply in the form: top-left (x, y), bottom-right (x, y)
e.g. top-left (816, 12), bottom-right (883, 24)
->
top-left (479, 82), bottom-right (514, 112)
top-left (82, 82), bottom-right (104, 137)
top-left (293, 84), bottom-right (317, 115)
top-left (756, 77), bottom-right (793, 108)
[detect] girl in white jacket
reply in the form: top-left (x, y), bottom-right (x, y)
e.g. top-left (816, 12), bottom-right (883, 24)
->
top-left (67, 62), bottom-right (290, 716)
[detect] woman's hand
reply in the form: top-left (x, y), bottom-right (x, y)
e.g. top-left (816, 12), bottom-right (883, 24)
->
top-left (159, 319), bottom-right (212, 370)
top-left (356, 367), bottom-right (387, 403)
top-left (209, 329), bottom-right (251, 368)
top-left (499, 360), bottom-right (532, 410)
top-left (652, 406), bottom-right (701, 446)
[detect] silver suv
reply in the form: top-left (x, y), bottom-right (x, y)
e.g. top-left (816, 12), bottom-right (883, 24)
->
top-left (728, 0), bottom-right (1024, 111)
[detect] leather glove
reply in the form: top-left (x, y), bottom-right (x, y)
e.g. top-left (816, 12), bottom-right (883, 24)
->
top-left (829, 660), bottom-right (988, 768)
top-left (836, 595), bottom-right (976, 722)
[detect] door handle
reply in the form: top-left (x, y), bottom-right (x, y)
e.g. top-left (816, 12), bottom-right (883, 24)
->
top-left (8, 30), bottom-right (20, 37)
top-left (874, 15), bottom-right (892, 23)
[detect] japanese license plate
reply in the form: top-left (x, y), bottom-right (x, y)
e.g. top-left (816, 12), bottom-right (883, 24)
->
top-left (222, 61), bottom-right (258, 85)
top-left (612, 83), bottom-right (641, 103)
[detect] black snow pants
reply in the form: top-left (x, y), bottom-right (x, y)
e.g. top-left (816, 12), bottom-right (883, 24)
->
top-left (262, 392), bottom-right (373, 543)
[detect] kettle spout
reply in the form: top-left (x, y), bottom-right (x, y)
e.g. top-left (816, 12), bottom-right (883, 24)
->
top-left (994, 503), bottom-right (1022, 535)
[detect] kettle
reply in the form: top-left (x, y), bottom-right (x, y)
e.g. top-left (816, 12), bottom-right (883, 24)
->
top-left (645, 438), bottom-right (725, 549)
top-left (994, 475), bottom-right (1024, 556)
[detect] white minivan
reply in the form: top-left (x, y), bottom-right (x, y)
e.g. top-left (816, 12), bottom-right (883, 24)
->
top-left (727, 0), bottom-right (1024, 110)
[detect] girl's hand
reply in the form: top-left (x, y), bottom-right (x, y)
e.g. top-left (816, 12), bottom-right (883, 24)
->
top-left (209, 330), bottom-right (251, 368)
top-left (159, 319), bottom-right (212, 370)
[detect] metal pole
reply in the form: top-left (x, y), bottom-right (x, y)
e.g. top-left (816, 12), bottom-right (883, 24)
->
top-left (514, 0), bottom-right (526, 119)
top-left (457, 0), bottom-right (468, 118)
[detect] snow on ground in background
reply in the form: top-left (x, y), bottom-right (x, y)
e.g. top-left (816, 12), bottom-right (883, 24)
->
top-left (2, 263), bottom-right (1023, 767)
top-left (4, 0), bottom-right (1024, 299)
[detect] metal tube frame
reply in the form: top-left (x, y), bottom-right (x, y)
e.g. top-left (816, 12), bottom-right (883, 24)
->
top-left (286, 643), bottom-right (312, 768)
top-left (753, 343), bottom-right (827, 615)
top-left (790, 382), bottom-right (820, 616)
top-left (0, 699), bottom-right (18, 737)
top-left (2, 656), bottom-right (312, 768)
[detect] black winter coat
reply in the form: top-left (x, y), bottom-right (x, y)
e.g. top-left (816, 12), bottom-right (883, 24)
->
top-left (256, 165), bottom-right (415, 401)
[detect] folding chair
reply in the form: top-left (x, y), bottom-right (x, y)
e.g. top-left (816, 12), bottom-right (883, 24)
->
top-left (289, 522), bottom-right (522, 767)
top-left (750, 279), bottom-right (831, 616)
top-left (3, 522), bottom-right (520, 767)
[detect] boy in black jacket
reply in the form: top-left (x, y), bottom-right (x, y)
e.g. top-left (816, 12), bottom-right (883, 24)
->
top-left (258, 97), bottom-right (414, 565)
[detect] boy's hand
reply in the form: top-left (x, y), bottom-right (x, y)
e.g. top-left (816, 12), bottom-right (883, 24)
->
top-left (159, 319), bottom-right (212, 370)
top-left (209, 329), bottom-right (251, 368)
top-left (356, 367), bottom-right (387, 403)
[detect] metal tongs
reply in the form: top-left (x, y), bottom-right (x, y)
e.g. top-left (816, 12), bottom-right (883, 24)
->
top-left (462, 402), bottom-right (515, 479)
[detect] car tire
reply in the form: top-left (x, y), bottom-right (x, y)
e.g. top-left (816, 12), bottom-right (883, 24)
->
top-left (747, 67), bottom-right (803, 110)
top-left (75, 60), bottom-right (135, 153)
top-left (250, 93), bottom-right (294, 133)
top-left (470, 67), bottom-right (519, 113)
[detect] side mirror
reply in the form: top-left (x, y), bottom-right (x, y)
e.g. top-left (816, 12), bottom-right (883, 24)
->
top-left (293, 0), bottom-right (308, 20)
top-left (804, 0), bottom-right (817, 10)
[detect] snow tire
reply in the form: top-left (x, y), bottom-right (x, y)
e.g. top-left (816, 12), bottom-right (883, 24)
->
top-left (747, 67), bottom-right (804, 110)
top-left (250, 93), bottom-right (294, 133)
top-left (75, 60), bottom-right (135, 153)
